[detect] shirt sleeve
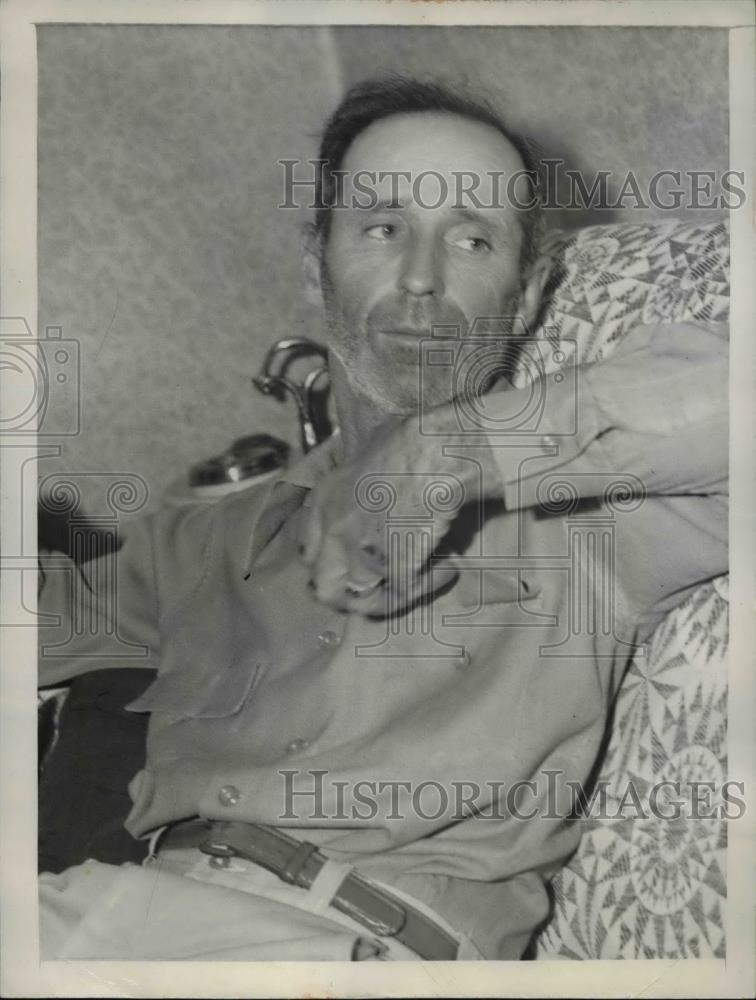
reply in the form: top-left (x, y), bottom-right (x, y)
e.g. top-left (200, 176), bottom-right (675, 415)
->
top-left (613, 492), bottom-right (728, 646)
top-left (37, 513), bottom-right (162, 687)
top-left (37, 495), bottom-right (223, 688)
top-left (488, 321), bottom-right (728, 509)
top-left (37, 486), bottom-right (270, 690)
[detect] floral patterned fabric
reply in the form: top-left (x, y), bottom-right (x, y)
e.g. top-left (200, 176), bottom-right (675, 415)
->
top-left (528, 217), bottom-right (729, 960)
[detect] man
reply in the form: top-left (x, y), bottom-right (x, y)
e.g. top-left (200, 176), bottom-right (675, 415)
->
top-left (38, 78), bottom-right (727, 961)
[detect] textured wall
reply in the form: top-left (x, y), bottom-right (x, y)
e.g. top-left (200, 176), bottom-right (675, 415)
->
top-left (38, 25), bottom-right (339, 520)
top-left (334, 26), bottom-right (729, 229)
top-left (37, 25), bottom-right (728, 520)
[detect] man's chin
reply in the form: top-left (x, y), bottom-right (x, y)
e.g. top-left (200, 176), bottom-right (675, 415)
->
top-left (374, 373), bottom-right (458, 418)
top-left (332, 350), bottom-right (457, 419)
top-left (372, 384), bottom-right (423, 418)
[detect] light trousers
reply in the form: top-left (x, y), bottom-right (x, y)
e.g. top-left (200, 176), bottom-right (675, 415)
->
top-left (39, 847), bottom-right (482, 961)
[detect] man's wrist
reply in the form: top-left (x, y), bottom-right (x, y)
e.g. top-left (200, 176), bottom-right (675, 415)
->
top-left (458, 436), bottom-right (506, 504)
top-left (400, 408), bottom-right (506, 506)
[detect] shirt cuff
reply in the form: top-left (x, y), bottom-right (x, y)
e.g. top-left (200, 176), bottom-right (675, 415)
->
top-left (485, 370), bottom-right (604, 510)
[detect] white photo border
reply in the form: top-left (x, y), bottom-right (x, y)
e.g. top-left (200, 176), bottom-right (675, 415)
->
top-left (1, 1), bottom-right (754, 997)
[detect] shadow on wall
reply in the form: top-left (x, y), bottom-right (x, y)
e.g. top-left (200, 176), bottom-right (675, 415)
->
top-left (38, 499), bottom-right (122, 563)
top-left (333, 25), bottom-right (729, 230)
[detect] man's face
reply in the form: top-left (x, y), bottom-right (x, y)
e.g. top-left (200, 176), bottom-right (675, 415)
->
top-left (320, 111), bottom-right (530, 415)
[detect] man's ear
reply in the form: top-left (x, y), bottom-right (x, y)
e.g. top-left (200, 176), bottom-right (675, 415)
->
top-left (301, 222), bottom-right (324, 307)
top-left (519, 253), bottom-right (552, 333)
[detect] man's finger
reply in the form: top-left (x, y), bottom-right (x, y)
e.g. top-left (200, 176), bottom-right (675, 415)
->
top-left (340, 557), bottom-right (460, 618)
top-left (310, 531), bottom-right (352, 608)
top-left (299, 499), bottom-right (325, 568)
top-left (381, 520), bottom-right (454, 591)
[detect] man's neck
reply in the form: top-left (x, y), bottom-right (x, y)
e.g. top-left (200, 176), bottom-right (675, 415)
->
top-left (328, 359), bottom-right (406, 461)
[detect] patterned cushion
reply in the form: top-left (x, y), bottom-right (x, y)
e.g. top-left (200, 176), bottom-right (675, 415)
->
top-left (535, 578), bottom-right (728, 959)
top-left (526, 217), bottom-right (729, 960)
top-left (526, 217), bottom-right (729, 372)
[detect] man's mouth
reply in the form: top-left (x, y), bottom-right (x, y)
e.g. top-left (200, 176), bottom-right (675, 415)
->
top-left (376, 327), bottom-right (433, 351)
top-left (370, 329), bottom-right (430, 362)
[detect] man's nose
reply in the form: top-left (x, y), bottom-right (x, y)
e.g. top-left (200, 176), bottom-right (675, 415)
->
top-left (398, 236), bottom-right (444, 297)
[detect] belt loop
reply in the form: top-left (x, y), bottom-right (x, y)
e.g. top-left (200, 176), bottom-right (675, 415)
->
top-left (142, 825), bottom-right (168, 867)
top-left (303, 860), bottom-right (353, 916)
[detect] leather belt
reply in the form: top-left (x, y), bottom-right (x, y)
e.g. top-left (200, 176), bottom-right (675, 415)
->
top-left (158, 819), bottom-right (459, 960)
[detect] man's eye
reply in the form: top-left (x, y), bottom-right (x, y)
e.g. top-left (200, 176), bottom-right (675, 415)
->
top-left (364, 223), bottom-right (397, 241)
top-left (453, 235), bottom-right (492, 253)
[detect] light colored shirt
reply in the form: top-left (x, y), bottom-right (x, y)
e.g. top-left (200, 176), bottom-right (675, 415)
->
top-left (38, 321), bottom-right (727, 957)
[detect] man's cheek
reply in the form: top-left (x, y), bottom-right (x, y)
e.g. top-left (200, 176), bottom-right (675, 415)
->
top-left (330, 263), bottom-right (379, 317)
top-left (453, 269), bottom-right (520, 319)
top-left (324, 279), bottom-right (365, 337)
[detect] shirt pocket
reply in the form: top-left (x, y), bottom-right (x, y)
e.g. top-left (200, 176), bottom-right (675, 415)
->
top-left (445, 566), bottom-right (539, 606)
top-left (433, 566), bottom-right (545, 633)
top-left (128, 569), bottom-right (268, 719)
top-left (126, 657), bottom-right (262, 719)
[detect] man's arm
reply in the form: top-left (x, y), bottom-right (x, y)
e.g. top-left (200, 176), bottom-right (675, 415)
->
top-left (302, 321), bottom-right (727, 614)
top-left (37, 497), bottom-right (227, 687)
top-left (492, 320), bottom-right (727, 508)
top-left (37, 514), bottom-right (162, 688)
top-left (616, 492), bottom-right (728, 647)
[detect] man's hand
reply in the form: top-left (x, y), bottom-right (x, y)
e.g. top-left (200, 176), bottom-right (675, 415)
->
top-left (300, 410), bottom-right (505, 616)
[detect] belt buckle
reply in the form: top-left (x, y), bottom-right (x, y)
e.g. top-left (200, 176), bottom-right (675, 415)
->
top-left (200, 837), bottom-right (238, 870)
top-left (200, 821), bottom-right (242, 869)
top-left (200, 838), bottom-right (237, 859)
top-left (200, 824), bottom-right (320, 888)
top-left (356, 907), bottom-right (406, 938)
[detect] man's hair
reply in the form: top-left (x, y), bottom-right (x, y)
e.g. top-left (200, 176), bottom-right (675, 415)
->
top-left (313, 75), bottom-right (544, 277)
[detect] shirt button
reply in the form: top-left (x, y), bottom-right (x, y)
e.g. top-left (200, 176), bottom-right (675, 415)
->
top-left (541, 434), bottom-right (557, 450)
top-left (218, 784), bottom-right (241, 806)
top-left (317, 629), bottom-right (341, 648)
top-left (286, 737), bottom-right (310, 754)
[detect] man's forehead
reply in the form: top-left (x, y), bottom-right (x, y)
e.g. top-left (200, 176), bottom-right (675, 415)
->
top-left (342, 111), bottom-right (525, 174)
top-left (339, 111), bottom-right (528, 211)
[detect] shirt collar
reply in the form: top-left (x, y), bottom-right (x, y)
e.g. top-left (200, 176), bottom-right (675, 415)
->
top-left (240, 431), bottom-right (342, 577)
top-left (277, 429), bottom-right (343, 491)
